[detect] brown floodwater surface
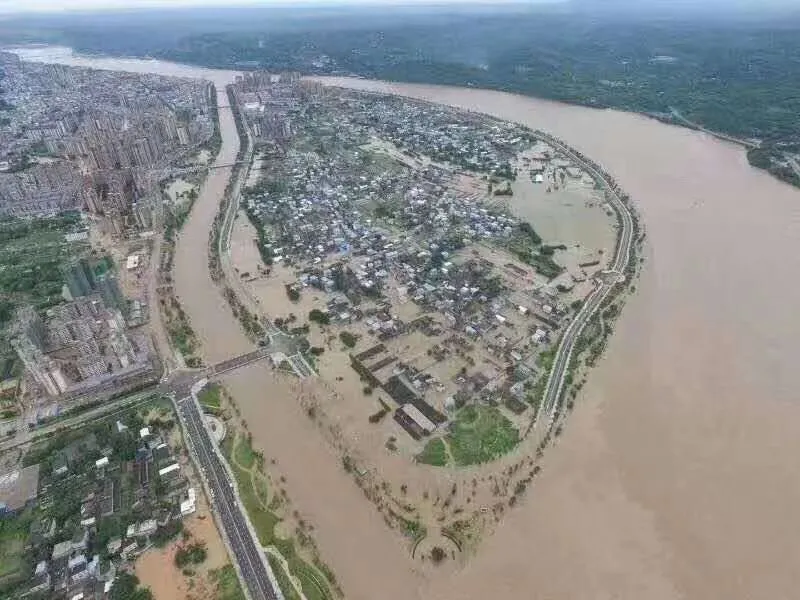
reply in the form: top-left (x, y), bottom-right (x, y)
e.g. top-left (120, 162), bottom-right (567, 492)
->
top-left (313, 77), bottom-right (800, 600)
top-left (13, 48), bottom-right (800, 599)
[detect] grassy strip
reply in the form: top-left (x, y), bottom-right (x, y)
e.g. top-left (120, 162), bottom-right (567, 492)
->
top-left (267, 554), bottom-right (301, 600)
top-left (198, 383), bottom-right (222, 409)
top-left (294, 561), bottom-right (335, 600)
top-left (205, 83), bottom-right (222, 158)
top-left (244, 202), bottom-right (274, 266)
top-left (208, 85), bottom-right (248, 283)
top-left (163, 296), bottom-right (202, 366)
top-left (416, 437), bottom-right (448, 467)
top-left (209, 565), bottom-right (246, 600)
top-left (230, 460), bottom-right (280, 545)
top-left (222, 286), bottom-right (265, 339)
top-left (222, 430), bottom-right (338, 599)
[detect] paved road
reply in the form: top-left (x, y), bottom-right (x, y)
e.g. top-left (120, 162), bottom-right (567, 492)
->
top-left (205, 347), bottom-right (270, 378)
top-left (537, 134), bottom-right (636, 427)
top-left (177, 393), bottom-right (282, 600)
top-left (0, 347), bottom-right (272, 452)
top-left (0, 389), bottom-right (157, 452)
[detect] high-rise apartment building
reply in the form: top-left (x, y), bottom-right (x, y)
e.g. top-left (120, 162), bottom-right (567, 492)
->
top-left (12, 294), bottom-right (145, 397)
top-left (10, 308), bottom-right (69, 396)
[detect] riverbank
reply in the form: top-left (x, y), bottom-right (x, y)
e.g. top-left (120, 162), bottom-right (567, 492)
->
top-left (307, 76), bottom-right (800, 600)
top-left (10, 47), bottom-right (800, 600)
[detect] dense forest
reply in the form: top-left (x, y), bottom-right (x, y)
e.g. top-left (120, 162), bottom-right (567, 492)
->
top-left (2, 4), bottom-right (799, 186)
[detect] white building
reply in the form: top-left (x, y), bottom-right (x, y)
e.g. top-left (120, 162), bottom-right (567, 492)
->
top-left (180, 487), bottom-right (197, 516)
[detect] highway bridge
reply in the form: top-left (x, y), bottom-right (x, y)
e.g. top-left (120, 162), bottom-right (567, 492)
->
top-left (204, 347), bottom-right (271, 378)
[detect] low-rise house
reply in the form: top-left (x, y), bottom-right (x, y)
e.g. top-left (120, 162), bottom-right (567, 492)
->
top-left (180, 487), bottom-right (197, 516)
top-left (157, 462), bottom-right (180, 480)
top-left (137, 519), bottom-right (157, 537)
top-left (52, 539), bottom-right (72, 561)
top-left (120, 541), bottom-right (139, 559)
top-left (29, 560), bottom-right (51, 594)
top-left (106, 538), bottom-right (122, 555)
top-left (71, 527), bottom-right (89, 552)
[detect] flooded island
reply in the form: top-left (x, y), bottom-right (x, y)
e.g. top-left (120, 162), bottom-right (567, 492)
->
top-left (5, 45), bottom-right (800, 600)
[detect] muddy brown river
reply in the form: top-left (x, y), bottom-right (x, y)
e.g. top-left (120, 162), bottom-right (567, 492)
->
top-left (14, 47), bottom-right (800, 600)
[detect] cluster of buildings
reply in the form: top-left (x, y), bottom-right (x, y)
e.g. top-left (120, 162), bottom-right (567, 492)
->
top-left (0, 52), bottom-right (214, 235)
top-left (333, 90), bottom-right (534, 173)
top-left (235, 71), bottom-right (301, 150)
top-left (0, 416), bottom-right (197, 599)
top-left (10, 292), bottom-right (151, 401)
top-left (0, 160), bottom-right (92, 218)
top-left (9, 254), bottom-right (155, 407)
top-left (328, 248), bottom-right (564, 439)
top-left (235, 78), bottom-right (579, 442)
top-left (241, 82), bottom-right (524, 277)
top-left (61, 256), bottom-right (128, 314)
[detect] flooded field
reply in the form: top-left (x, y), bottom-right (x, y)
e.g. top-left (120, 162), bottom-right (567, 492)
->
top-left (313, 76), bottom-right (800, 600)
top-left (135, 496), bottom-right (229, 600)
top-left (13, 46), bottom-right (800, 600)
top-left (165, 178), bottom-right (196, 205)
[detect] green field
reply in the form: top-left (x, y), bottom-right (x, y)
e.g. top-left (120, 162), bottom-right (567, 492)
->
top-left (416, 437), bottom-right (448, 467)
top-left (0, 214), bottom-right (88, 311)
top-left (234, 435), bottom-right (257, 470)
top-left (198, 384), bottom-right (222, 409)
top-left (446, 405), bottom-right (520, 466)
top-left (0, 214), bottom-right (89, 369)
top-left (209, 565), bottom-right (246, 600)
top-left (0, 534), bottom-right (23, 583)
top-left (253, 471), bottom-right (269, 505)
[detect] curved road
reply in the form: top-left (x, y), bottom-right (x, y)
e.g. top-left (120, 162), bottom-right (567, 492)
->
top-left (536, 134), bottom-right (635, 428)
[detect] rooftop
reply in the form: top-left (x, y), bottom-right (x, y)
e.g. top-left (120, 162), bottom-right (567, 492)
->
top-left (0, 464), bottom-right (40, 513)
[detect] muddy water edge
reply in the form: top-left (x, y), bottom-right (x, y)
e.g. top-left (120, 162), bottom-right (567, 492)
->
top-left (12, 48), bottom-right (800, 599)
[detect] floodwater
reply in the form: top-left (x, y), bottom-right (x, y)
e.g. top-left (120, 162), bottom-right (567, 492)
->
top-left (13, 47), bottom-right (800, 600)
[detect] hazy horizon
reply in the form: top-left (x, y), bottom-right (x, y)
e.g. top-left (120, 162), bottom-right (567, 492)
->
top-left (0, 0), bottom-right (796, 16)
top-left (0, 0), bottom-right (561, 15)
